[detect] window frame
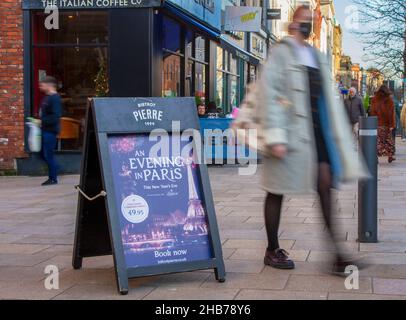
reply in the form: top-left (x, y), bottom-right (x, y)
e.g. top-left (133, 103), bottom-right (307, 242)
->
top-left (31, 10), bottom-right (110, 152)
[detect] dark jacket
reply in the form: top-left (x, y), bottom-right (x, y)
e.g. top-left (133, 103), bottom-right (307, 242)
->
top-left (40, 93), bottom-right (62, 134)
top-left (344, 95), bottom-right (365, 124)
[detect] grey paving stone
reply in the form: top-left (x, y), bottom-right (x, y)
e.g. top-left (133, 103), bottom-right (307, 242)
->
top-left (373, 278), bottom-right (406, 295)
top-left (328, 292), bottom-right (406, 300)
top-left (285, 274), bottom-right (372, 293)
top-left (235, 289), bottom-right (328, 300)
top-left (143, 287), bottom-right (239, 300)
top-left (201, 272), bottom-right (289, 290)
top-left (224, 259), bottom-right (265, 274)
top-left (53, 283), bottom-right (154, 300)
top-left (229, 248), bottom-right (309, 262)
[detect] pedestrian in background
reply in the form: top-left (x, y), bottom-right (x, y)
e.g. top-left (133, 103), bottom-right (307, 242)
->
top-left (258, 5), bottom-right (368, 274)
top-left (369, 85), bottom-right (396, 163)
top-left (392, 96), bottom-right (402, 154)
top-left (39, 76), bottom-right (62, 186)
top-left (344, 87), bottom-right (365, 143)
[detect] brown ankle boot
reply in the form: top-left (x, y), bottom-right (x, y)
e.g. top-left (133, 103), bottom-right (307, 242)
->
top-left (264, 248), bottom-right (295, 270)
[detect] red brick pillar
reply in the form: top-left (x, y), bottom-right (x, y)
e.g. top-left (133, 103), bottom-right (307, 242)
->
top-left (0, 0), bottom-right (25, 171)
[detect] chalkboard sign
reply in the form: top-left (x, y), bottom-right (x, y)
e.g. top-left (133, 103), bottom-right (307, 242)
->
top-left (72, 97), bottom-right (226, 295)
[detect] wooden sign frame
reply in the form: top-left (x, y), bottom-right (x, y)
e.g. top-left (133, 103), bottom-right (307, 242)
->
top-left (72, 97), bottom-right (226, 295)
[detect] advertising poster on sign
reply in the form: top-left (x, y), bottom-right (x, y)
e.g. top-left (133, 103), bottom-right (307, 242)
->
top-left (108, 134), bottom-right (213, 268)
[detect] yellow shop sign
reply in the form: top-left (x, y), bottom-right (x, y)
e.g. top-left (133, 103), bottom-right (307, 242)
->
top-left (240, 11), bottom-right (258, 23)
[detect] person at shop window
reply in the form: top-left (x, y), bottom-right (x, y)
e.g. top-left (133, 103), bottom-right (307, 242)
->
top-left (216, 107), bottom-right (226, 118)
top-left (205, 101), bottom-right (225, 119)
top-left (39, 76), bottom-right (62, 186)
top-left (197, 104), bottom-right (207, 118)
top-left (259, 5), bottom-right (368, 274)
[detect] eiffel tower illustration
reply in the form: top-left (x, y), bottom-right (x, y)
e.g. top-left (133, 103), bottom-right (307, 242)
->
top-left (183, 157), bottom-right (207, 235)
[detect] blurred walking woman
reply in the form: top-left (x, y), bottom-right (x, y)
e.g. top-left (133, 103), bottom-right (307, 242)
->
top-left (258, 6), bottom-right (368, 274)
top-left (370, 85), bottom-right (396, 163)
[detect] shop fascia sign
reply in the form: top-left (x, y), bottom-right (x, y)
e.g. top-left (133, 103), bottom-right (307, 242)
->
top-left (224, 6), bottom-right (262, 33)
top-left (266, 8), bottom-right (281, 20)
top-left (22, 0), bottom-right (162, 9)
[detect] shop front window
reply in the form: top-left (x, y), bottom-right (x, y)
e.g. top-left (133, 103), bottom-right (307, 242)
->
top-left (193, 35), bottom-right (207, 105)
top-left (162, 17), bottom-right (183, 98)
top-left (184, 33), bottom-right (208, 104)
top-left (216, 47), bottom-right (240, 115)
top-left (162, 55), bottom-right (181, 97)
top-left (195, 36), bottom-right (206, 62)
top-left (32, 11), bottom-right (109, 151)
top-left (216, 71), bottom-right (225, 110)
top-left (249, 65), bottom-right (257, 83)
top-left (230, 75), bottom-right (239, 109)
top-left (33, 11), bottom-right (108, 44)
top-left (229, 56), bottom-right (239, 110)
top-left (216, 47), bottom-right (225, 110)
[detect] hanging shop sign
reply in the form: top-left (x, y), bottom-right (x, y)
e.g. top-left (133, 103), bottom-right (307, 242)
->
top-left (250, 33), bottom-right (267, 60)
top-left (166, 0), bottom-right (222, 31)
top-left (22, 0), bottom-right (161, 10)
top-left (72, 97), bottom-right (226, 294)
top-left (224, 6), bottom-right (262, 33)
top-left (266, 8), bottom-right (281, 20)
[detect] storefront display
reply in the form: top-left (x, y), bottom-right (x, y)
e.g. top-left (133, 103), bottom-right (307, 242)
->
top-left (32, 11), bottom-right (108, 151)
top-left (15, 1), bottom-right (260, 174)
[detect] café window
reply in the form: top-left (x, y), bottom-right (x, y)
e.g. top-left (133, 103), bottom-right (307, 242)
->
top-left (216, 47), bottom-right (240, 115)
top-left (162, 17), bottom-right (183, 98)
top-left (186, 33), bottom-right (208, 105)
top-left (216, 46), bottom-right (225, 110)
top-left (32, 11), bottom-right (109, 151)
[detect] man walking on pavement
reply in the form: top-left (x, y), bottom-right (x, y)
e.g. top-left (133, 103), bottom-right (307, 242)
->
top-left (344, 87), bottom-right (365, 143)
top-left (39, 76), bottom-right (62, 186)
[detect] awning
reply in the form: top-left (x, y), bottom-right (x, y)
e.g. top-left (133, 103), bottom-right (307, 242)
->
top-left (220, 36), bottom-right (261, 66)
top-left (163, 2), bottom-right (221, 40)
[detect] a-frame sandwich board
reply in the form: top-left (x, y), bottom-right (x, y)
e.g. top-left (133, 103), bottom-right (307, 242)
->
top-left (72, 97), bottom-right (226, 295)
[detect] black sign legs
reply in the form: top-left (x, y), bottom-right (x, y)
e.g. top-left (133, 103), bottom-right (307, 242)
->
top-left (114, 264), bottom-right (130, 295)
top-left (215, 267), bottom-right (226, 283)
top-left (72, 255), bottom-right (83, 270)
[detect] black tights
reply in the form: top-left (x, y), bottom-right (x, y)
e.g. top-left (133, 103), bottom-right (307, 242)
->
top-left (264, 163), bottom-right (340, 254)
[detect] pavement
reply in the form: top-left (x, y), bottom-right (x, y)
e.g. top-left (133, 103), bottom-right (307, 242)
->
top-left (0, 139), bottom-right (406, 300)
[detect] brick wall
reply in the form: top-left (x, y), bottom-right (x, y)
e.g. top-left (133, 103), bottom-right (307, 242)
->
top-left (0, 0), bottom-right (25, 171)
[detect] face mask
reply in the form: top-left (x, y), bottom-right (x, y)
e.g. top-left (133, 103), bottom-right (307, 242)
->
top-left (299, 22), bottom-right (312, 39)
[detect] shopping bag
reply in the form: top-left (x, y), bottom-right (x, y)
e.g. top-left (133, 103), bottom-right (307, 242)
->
top-left (26, 117), bottom-right (42, 152)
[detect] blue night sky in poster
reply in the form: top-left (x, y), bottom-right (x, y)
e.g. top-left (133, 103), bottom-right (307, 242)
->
top-left (108, 134), bottom-right (213, 269)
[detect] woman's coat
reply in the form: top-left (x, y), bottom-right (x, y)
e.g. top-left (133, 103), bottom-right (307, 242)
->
top-left (259, 37), bottom-right (369, 195)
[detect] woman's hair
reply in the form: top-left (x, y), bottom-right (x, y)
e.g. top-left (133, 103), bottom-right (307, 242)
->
top-left (376, 84), bottom-right (391, 97)
top-left (288, 5), bottom-right (311, 34)
top-left (292, 4), bottom-right (311, 21)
